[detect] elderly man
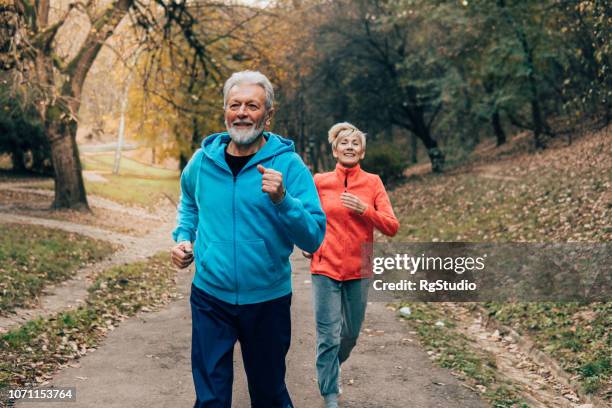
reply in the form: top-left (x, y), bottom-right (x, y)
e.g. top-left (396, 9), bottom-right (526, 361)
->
top-left (171, 70), bottom-right (326, 408)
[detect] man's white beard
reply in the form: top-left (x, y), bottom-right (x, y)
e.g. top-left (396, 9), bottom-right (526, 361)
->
top-left (227, 121), bottom-right (265, 145)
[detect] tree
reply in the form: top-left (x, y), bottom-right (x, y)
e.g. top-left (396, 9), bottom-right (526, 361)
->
top-left (125, 4), bottom-right (268, 170)
top-left (0, 0), bottom-right (240, 209)
top-left (0, 76), bottom-right (52, 173)
top-left (272, 0), bottom-right (448, 172)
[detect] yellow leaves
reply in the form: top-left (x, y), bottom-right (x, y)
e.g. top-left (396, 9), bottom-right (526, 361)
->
top-left (578, 1), bottom-right (594, 14)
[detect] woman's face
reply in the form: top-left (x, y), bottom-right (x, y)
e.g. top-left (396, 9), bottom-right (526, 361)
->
top-left (332, 133), bottom-right (365, 167)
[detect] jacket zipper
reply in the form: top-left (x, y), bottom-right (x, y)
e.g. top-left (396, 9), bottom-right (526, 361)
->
top-left (343, 171), bottom-right (348, 278)
top-left (233, 175), bottom-right (238, 304)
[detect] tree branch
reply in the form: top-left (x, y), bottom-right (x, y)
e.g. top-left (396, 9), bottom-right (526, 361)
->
top-left (64, 0), bottom-right (133, 102)
top-left (36, 0), bottom-right (49, 29)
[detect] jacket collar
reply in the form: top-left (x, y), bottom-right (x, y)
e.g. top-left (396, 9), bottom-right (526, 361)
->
top-left (201, 131), bottom-right (295, 172)
top-left (335, 163), bottom-right (361, 176)
top-left (335, 163), bottom-right (361, 187)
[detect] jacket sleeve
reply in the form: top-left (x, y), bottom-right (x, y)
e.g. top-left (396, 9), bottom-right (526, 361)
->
top-left (362, 176), bottom-right (400, 237)
top-left (172, 150), bottom-right (201, 243)
top-left (273, 156), bottom-right (326, 253)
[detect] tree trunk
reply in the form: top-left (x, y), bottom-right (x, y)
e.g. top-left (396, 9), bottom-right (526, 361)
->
top-left (530, 96), bottom-right (545, 149)
top-left (179, 151), bottom-right (189, 171)
top-left (410, 132), bottom-right (417, 164)
top-left (46, 106), bottom-right (89, 210)
top-left (412, 110), bottom-right (445, 173)
top-left (42, 0), bottom-right (132, 208)
top-left (307, 137), bottom-right (318, 173)
top-left (498, 0), bottom-right (546, 149)
top-left (10, 144), bottom-right (26, 172)
top-left (492, 110), bottom-right (506, 146)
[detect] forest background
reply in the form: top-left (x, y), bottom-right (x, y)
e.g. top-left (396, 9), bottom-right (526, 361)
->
top-left (0, 0), bottom-right (610, 206)
top-left (0, 1), bottom-right (610, 406)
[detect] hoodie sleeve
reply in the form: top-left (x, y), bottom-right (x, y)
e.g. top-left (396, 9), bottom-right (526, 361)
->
top-left (273, 155), bottom-right (326, 253)
top-left (172, 150), bottom-right (202, 243)
top-left (362, 175), bottom-right (400, 237)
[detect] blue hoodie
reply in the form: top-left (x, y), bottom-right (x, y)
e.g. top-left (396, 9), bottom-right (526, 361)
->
top-left (172, 132), bottom-right (326, 305)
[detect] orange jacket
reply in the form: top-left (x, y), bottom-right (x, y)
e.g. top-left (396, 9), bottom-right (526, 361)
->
top-left (310, 164), bottom-right (400, 281)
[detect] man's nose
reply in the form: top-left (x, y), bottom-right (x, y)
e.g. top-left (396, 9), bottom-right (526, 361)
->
top-left (237, 105), bottom-right (248, 116)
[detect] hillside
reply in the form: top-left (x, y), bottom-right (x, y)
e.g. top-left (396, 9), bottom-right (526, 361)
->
top-left (388, 126), bottom-right (611, 405)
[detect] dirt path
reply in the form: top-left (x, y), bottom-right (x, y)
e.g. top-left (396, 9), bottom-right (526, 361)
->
top-left (0, 182), bottom-right (162, 221)
top-left (442, 304), bottom-right (595, 408)
top-left (0, 213), bottom-right (175, 332)
top-left (20, 251), bottom-right (486, 408)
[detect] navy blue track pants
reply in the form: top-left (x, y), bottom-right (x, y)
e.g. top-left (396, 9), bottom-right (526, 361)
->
top-left (190, 284), bottom-right (294, 408)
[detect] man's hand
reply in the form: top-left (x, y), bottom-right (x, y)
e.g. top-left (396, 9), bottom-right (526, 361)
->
top-left (257, 164), bottom-right (285, 204)
top-left (340, 192), bottom-right (367, 214)
top-left (171, 241), bottom-right (194, 269)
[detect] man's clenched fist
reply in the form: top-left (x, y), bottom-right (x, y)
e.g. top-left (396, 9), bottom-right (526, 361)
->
top-left (171, 241), bottom-right (194, 269)
top-left (257, 164), bottom-right (285, 204)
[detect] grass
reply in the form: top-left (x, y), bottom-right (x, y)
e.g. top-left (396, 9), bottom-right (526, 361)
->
top-left (84, 174), bottom-right (180, 208)
top-left (485, 302), bottom-right (611, 394)
top-left (0, 252), bottom-right (178, 394)
top-left (398, 303), bottom-right (529, 407)
top-left (81, 154), bottom-right (178, 179)
top-left (29, 154), bottom-right (181, 208)
top-left (388, 132), bottom-right (611, 397)
top-left (0, 224), bottom-right (116, 313)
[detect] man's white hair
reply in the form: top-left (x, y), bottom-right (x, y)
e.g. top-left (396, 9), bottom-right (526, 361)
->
top-left (223, 70), bottom-right (275, 111)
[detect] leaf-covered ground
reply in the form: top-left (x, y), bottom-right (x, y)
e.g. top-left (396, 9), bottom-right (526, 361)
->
top-left (0, 189), bottom-right (163, 236)
top-left (393, 131), bottom-right (610, 243)
top-left (389, 128), bottom-right (611, 399)
top-left (0, 252), bottom-right (178, 394)
top-left (0, 224), bottom-right (116, 313)
top-left (398, 303), bottom-right (529, 407)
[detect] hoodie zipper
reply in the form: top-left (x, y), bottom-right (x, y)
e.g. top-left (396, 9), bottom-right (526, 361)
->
top-left (233, 174), bottom-right (238, 304)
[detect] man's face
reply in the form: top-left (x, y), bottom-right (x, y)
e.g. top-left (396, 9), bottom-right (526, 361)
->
top-left (224, 84), bottom-right (272, 145)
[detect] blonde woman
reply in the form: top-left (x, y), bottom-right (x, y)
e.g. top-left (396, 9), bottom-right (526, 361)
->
top-left (304, 122), bottom-right (399, 408)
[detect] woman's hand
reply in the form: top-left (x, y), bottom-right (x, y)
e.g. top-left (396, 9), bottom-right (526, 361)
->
top-left (340, 192), bottom-right (367, 214)
top-left (301, 250), bottom-right (313, 259)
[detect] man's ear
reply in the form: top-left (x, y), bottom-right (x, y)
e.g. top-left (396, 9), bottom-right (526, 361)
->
top-left (332, 146), bottom-right (339, 160)
top-left (265, 107), bottom-right (275, 127)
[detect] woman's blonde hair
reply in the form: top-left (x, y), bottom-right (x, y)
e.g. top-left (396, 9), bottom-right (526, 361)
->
top-left (328, 122), bottom-right (366, 149)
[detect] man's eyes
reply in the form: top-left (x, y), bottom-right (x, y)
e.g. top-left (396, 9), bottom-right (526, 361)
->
top-left (229, 103), bottom-right (260, 110)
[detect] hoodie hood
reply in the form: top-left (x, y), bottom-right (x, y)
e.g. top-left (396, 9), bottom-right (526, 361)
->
top-left (201, 131), bottom-right (295, 171)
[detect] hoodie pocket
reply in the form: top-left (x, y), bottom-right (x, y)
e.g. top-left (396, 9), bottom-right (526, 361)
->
top-left (200, 241), bottom-right (235, 292)
top-left (236, 239), bottom-right (280, 291)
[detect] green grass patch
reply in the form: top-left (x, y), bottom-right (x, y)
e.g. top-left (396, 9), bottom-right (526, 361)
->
top-left (398, 303), bottom-right (528, 407)
top-left (84, 174), bottom-right (180, 208)
top-left (27, 153), bottom-right (181, 208)
top-left (0, 224), bottom-right (116, 313)
top-left (29, 173), bottom-right (180, 209)
top-left (485, 302), bottom-right (611, 394)
top-left (81, 154), bottom-right (178, 179)
top-left (0, 252), bottom-right (177, 392)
